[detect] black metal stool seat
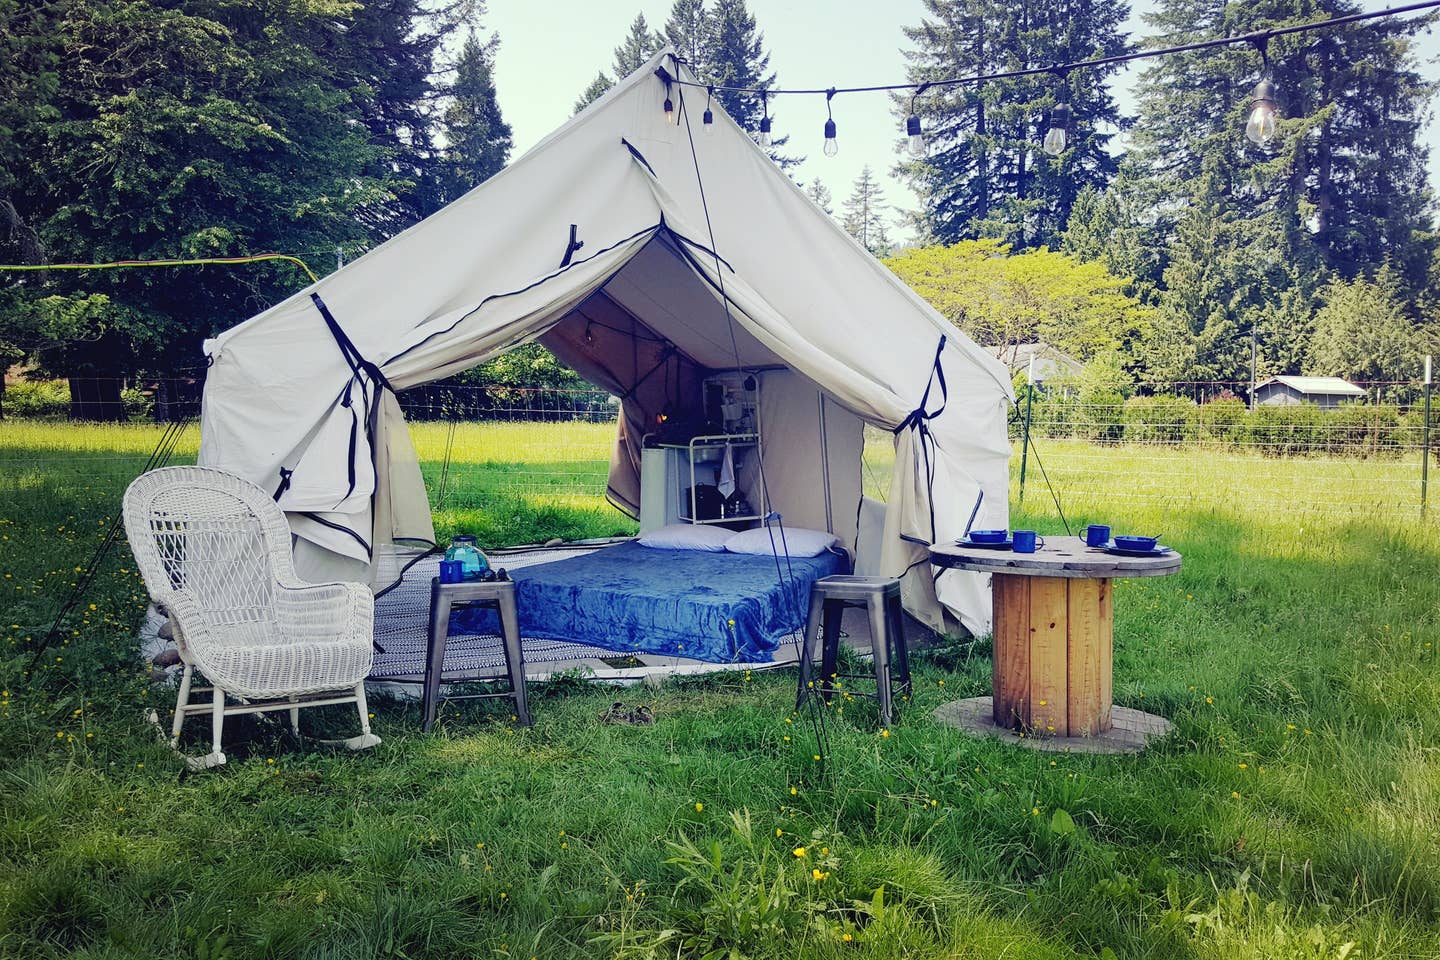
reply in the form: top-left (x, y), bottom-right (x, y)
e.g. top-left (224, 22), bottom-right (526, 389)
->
top-left (423, 577), bottom-right (531, 731)
top-left (796, 575), bottom-right (911, 725)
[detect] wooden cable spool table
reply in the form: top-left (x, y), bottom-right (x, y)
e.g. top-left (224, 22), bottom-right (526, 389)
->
top-left (929, 536), bottom-right (1182, 751)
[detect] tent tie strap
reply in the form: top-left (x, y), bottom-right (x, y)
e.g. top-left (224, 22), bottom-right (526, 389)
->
top-left (272, 467), bottom-right (293, 502)
top-left (310, 292), bottom-right (393, 394)
top-left (892, 335), bottom-right (948, 544)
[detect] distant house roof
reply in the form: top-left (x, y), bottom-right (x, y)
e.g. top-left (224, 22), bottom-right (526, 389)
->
top-left (1254, 375), bottom-right (1366, 397)
top-left (984, 341), bottom-right (1084, 379)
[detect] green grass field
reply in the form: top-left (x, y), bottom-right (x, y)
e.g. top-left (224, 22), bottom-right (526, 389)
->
top-left (2, 419), bottom-right (1439, 959)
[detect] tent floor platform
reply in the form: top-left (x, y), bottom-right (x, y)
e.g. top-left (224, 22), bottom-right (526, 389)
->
top-left (368, 543), bottom-right (922, 689)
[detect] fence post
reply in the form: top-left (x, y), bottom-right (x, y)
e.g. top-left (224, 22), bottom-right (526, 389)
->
top-left (1423, 357), bottom-right (1432, 518)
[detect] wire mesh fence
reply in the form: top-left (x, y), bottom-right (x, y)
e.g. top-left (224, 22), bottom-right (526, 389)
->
top-left (2, 378), bottom-right (1436, 532)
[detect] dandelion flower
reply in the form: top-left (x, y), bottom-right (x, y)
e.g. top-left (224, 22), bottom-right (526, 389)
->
top-left (842, 933), bottom-right (853, 942)
top-left (694, 802), bottom-right (704, 813)
top-left (793, 846), bottom-right (807, 858)
top-left (1205, 696), bottom-right (1214, 704)
top-left (1231, 791), bottom-right (1241, 799)
top-left (880, 729), bottom-right (890, 739)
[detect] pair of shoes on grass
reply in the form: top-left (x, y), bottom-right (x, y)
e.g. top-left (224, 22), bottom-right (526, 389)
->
top-left (598, 701), bottom-right (655, 726)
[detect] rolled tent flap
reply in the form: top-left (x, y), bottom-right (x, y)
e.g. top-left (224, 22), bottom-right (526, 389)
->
top-left (274, 391), bottom-right (377, 515)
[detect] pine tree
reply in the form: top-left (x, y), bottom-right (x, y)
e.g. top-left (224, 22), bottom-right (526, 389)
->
top-left (803, 179), bottom-right (834, 217)
top-left (441, 30), bottom-right (512, 201)
top-left (899, 0), bottom-right (1130, 249)
top-left (574, 72), bottom-right (614, 114)
top-left (1133, 0), bottom-right (1436, 300)
top-left (664, 0), bottom-right (711, 74)
top-left (614, 12), bottom-right (662, 74)
top-left (0, 0), bottom-right (452, 403)
top-left (1309, 269), bottom-right (1433, 388)
top-left (843, 167), bottom-right (892, 256)
top-left (574, 12), bottom-right (661, 113)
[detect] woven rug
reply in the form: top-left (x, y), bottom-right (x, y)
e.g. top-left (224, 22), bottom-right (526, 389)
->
top-left (371, 544), bottom-right (627, 681)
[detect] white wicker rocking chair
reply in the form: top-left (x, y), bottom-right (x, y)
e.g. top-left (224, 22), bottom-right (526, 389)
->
top-left (123, 465), bottom-right (380, 769)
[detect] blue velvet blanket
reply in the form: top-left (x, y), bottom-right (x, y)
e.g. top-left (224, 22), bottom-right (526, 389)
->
top-left (450, 541), bottom-right (849, 663)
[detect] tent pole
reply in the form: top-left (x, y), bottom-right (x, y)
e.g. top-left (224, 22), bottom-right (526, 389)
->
top-left (818, 393), bottom-right (833, 532)
top-left (1018, 382), bottom-right (1035, 505)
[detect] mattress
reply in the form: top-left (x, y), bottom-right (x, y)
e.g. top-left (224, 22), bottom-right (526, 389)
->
top-left (450, 540), bottom-right (849, 663)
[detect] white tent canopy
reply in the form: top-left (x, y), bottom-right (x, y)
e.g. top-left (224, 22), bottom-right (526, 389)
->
top-left (198, 50), bottom-right (1014, 635)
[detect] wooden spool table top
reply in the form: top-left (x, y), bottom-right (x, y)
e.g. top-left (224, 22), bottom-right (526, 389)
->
top-left (929, 536), bottom-right (1182, 579)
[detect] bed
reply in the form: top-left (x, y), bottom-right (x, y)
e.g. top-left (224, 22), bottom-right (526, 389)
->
top-left (449, 540), bottom-right (849, 663)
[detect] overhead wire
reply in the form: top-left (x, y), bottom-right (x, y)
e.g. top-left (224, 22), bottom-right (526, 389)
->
top-left (667, 1), bottom-right (1440, 99)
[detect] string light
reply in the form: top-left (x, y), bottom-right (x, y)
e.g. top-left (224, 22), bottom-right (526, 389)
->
top-left (1042, 72), bottom-right (1071, 157)
top-left (1245, 36), bottom-right (1279, 146)
top-left (703, 86), bottom-right (715, 135)
top-left (658, 1), bottom-right (1438, 152)
top-left (757, 92), bottom-right (772, 147)
top-left (905, 83), bottom-right (930, 159)
top-left (823, 88), bottom-right (838, 158)
top-left (663, 75), bottom-right (676, 125)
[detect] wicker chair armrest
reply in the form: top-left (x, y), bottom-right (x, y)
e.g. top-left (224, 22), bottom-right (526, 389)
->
top-left (274, 580), bottom-right (374, 642)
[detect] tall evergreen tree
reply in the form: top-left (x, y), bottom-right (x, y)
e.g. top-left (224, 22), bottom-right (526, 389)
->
top-left (327, 0), bottom-right (455, 225)
top-left (900, 0), bottom-right (1130, 249)
top-left (614, 12), bottom-right (662, 74)
top-left (664, 0), bottom-right (711, 74)
top-left (574, 12), bottom-right (662, 113)
top-left (1136, 0), bottom-right (1434, 291)
top-left (803, 179), bottom-right (834, 217)
top-left (0, 0), bottom-right (455, 410)
top-left (441, 30), bottom-right (511, 201)
top-left (843, 167), bottom-right (892, 256)
top-left (574, 72), bottom-right (614, 114)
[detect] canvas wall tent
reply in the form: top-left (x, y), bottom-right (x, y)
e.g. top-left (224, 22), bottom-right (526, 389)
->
top-left (197, 50), bottom-right (1015, 635)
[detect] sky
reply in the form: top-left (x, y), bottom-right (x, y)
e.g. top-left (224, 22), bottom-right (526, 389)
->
top-left (484, 0), bottom-right (1440, 241)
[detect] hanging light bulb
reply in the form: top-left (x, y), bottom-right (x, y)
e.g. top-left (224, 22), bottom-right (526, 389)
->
top-left (703, 86), bottom-right (715, 135)
top-left (1245, 79), bottom-right (1278, 145)
top-left (906, 114), bottom-right (925, 158)
top-left (1244, 34), bottom-right (1278, 147)
top-left (1042, 102), bottom-right (1070, 156)
top-left (662, 77), bottom-right (676, 125)
top-left (757, 92), bottom-right (772, 147)
top-left (823, 88), bottom-right (838, 157)
top-left (905, 84), bottom-right (930, 159)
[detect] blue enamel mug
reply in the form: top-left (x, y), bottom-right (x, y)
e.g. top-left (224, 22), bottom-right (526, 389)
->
top-left (1084, 524), bottom-right (1111, 547)
top-left (1012, 530), bottom-right (1044, 553)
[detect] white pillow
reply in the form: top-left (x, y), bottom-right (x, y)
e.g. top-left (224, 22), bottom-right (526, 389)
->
top-left (726, 526), bottom-right (840, 558)
top-left (637, 523), bottom-right (735, 552)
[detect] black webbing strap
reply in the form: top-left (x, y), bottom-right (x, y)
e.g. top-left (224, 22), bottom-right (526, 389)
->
top-left (621, 137), bottom-right (657, 178)
top-left (289, 292), bottom-right (392, 504)
top-left (892, 335), bottom-right (949, 544)
top-left (311, 292), bottom-right (393, 393)
top-left (272, 467), bottom-right (293, 501)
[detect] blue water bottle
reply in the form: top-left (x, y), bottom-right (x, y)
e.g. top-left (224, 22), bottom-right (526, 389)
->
top-left (444, 535), bottom-right (488, 580)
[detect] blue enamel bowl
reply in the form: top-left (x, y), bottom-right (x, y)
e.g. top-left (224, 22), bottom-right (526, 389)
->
top-left (968, 529), bottom-right (1009, 544)
top-left (1113, 535), bottom-right (1159, 551)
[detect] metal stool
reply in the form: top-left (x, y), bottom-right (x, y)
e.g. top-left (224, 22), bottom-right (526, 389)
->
top-left (424, 577), bottom-right (531, 731)
top-left (795, 575), bottom-right (911, 725)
